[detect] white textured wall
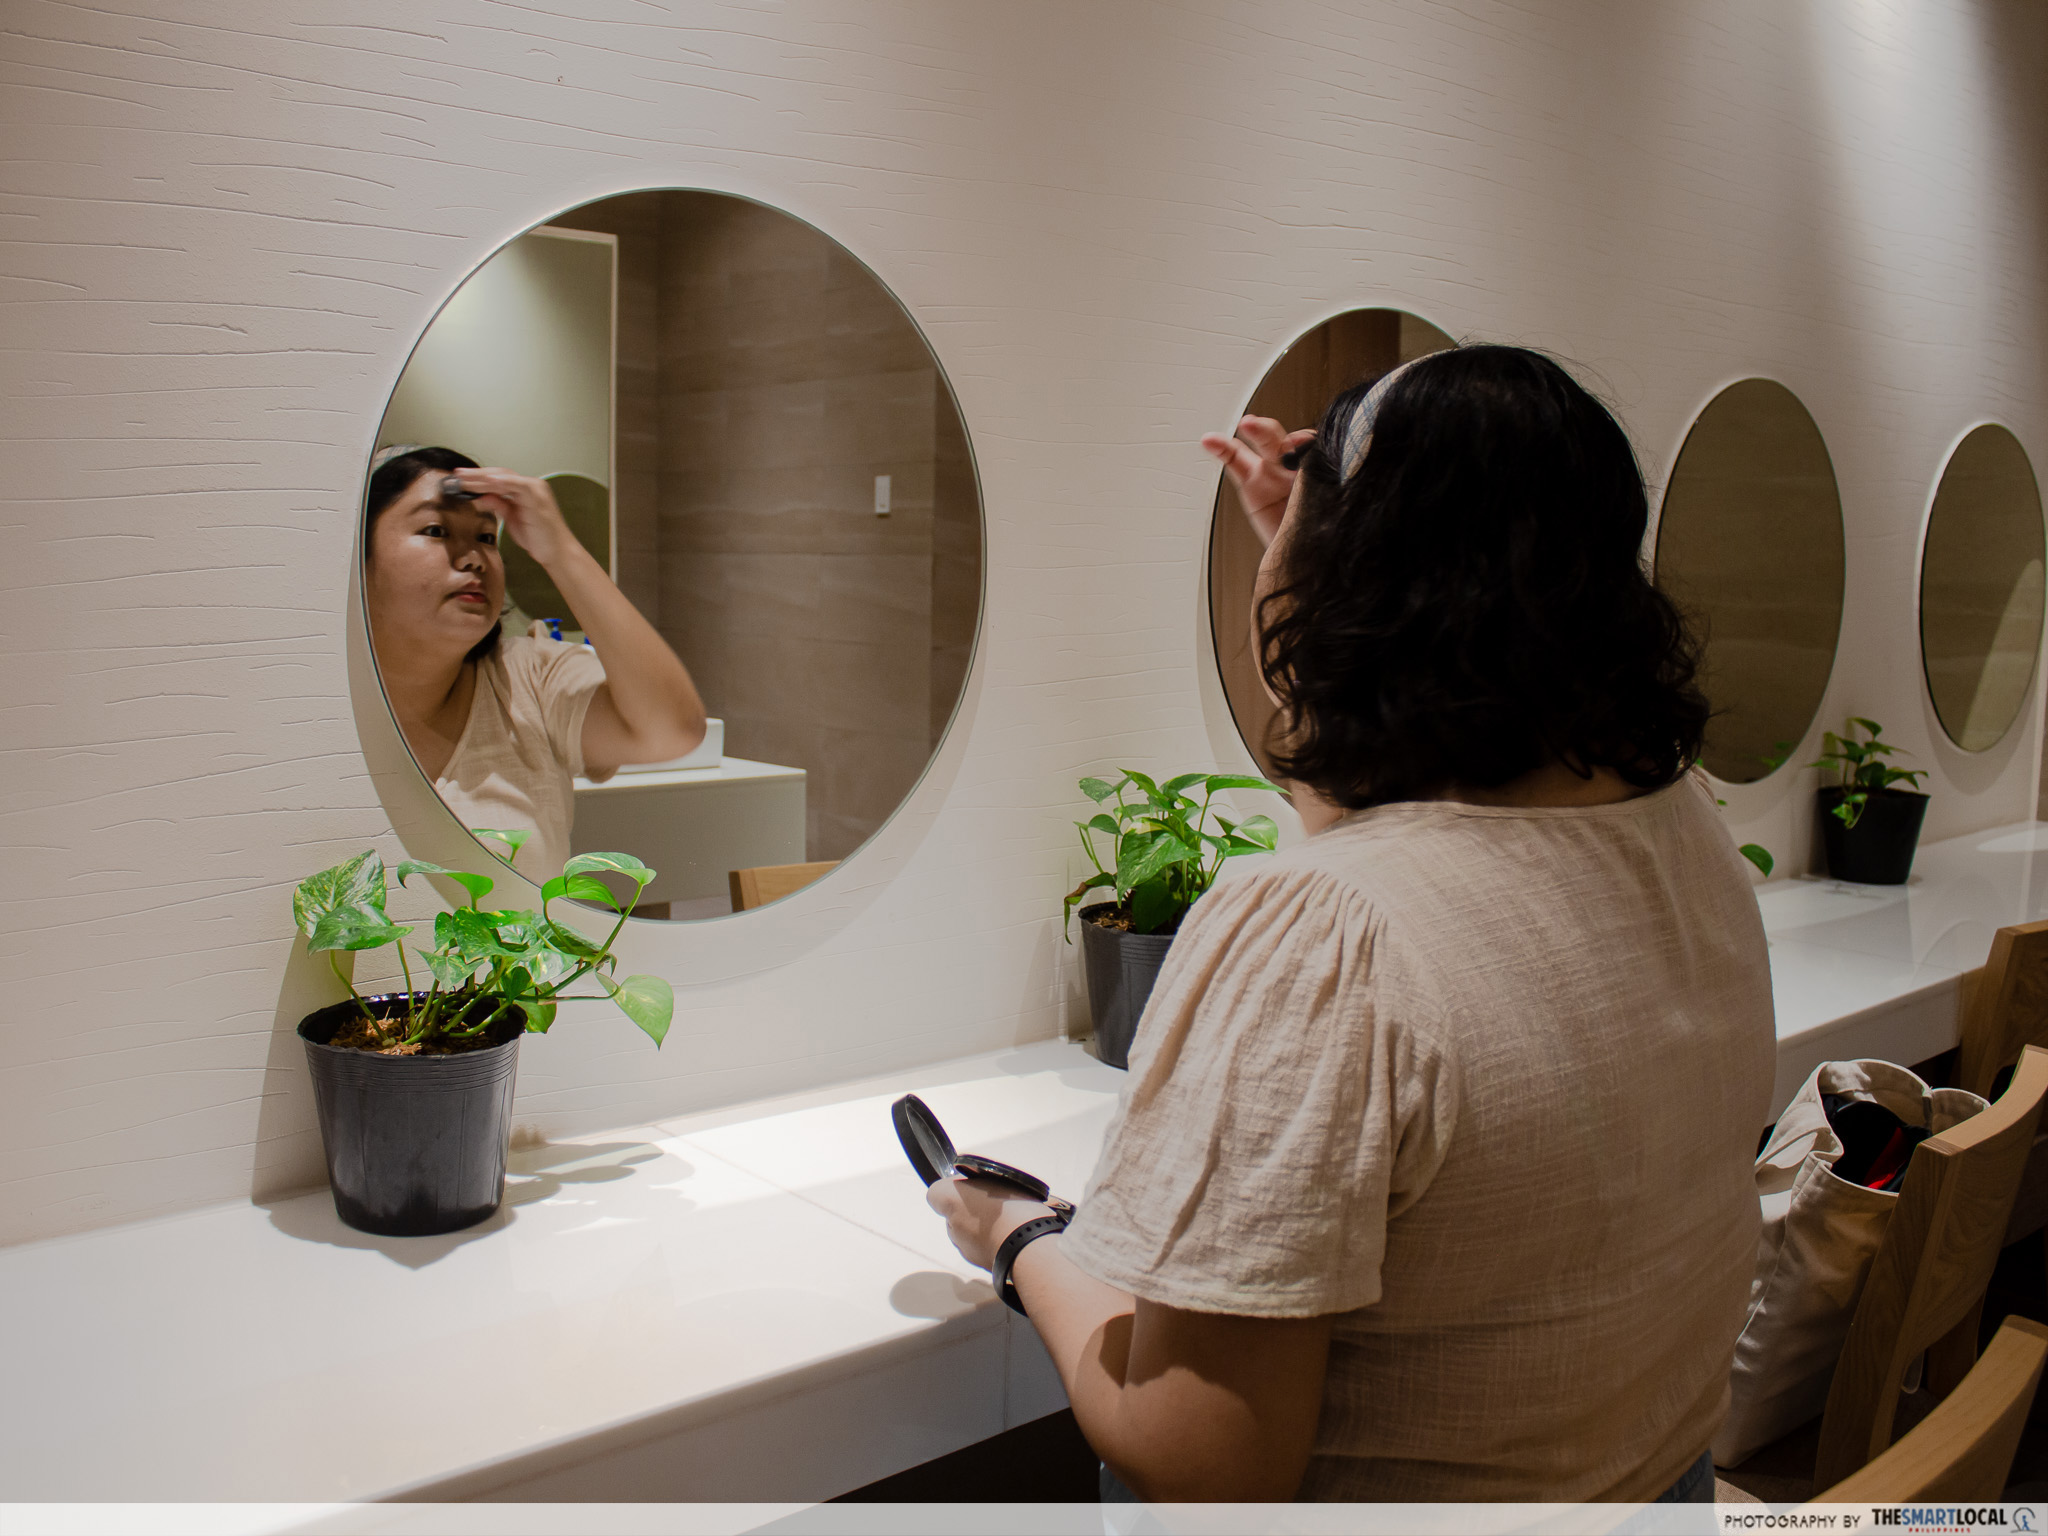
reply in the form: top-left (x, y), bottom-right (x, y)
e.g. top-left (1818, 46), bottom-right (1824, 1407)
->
top-left (4, 1), bottom-right (2045, 1247)
top-left (379, 227), bottom-right (616, 488)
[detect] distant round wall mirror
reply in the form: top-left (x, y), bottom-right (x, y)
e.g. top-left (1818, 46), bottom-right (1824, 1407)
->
top-left (363, 190), bottom-right (982, 920)
top-left (1208, 308), bottom-right (1455, 774)
top-left (1653, 379), bottom-right (1846, 785)
top-left (1920, 425), bottom-right (2045, 752)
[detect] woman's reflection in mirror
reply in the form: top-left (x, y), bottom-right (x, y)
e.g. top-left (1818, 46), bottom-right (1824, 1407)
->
top-left (363, 445), bottom-right (705, 881)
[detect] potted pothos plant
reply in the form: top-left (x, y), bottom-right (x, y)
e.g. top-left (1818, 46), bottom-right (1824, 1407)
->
top-left (292, 830), bottom-right (672, 1236)
top-left (1811, 718), bottom-right (1929, 885)
top-left (1062, 770), bottom-right (1281, 1068)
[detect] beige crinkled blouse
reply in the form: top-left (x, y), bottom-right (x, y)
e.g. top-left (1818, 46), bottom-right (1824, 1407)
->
top-left (432, 634), bottom-right (611, 882)
top-left (1059, 772), bottom-right (1775, 1501)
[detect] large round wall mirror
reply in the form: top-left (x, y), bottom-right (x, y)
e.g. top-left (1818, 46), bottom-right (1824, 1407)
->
top-left (364, 191), bottom-right (982, 920)
top-left (1920, 425), bottom-right (2045, 752)
top-left (1653, 379), bottom-right (1845, 785)
top-left (1208, 308), bottom-right (1455, 774)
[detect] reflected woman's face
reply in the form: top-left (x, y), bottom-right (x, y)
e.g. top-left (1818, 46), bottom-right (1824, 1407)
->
top-left (364, 469), bottom-right (506, 661)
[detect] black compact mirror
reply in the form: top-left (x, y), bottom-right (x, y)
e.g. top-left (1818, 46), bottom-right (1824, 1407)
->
top-left (892, 1094), bottom-right (1057, 1203)
top-left (893, 1093), bottom-right (958, 1185)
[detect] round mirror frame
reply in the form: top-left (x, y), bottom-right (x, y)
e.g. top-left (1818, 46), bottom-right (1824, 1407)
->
top-left (360, 188), bottom-right (987, 922)
top-left (1653, 378), bottom-right (1847, 786)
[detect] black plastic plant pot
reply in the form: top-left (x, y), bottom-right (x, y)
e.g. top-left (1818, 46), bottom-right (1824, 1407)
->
top-left (1077, 903), bottom-right (1176, 1070)
top-left (298, 994), bottom-right (523, 1237)
top-left (1817, 787), bottom-right (1930, 886)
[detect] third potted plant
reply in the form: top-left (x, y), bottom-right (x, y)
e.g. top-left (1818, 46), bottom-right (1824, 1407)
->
top-left (1811, 718), bottom-right (1930, 885)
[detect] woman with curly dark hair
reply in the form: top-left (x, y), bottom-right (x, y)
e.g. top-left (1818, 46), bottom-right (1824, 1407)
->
top-left (926, 346), bottom-right (1774, 1502)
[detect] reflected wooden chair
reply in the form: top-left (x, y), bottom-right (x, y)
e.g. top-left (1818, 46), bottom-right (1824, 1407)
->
top-left (1815, 1314), bottom-right (2048, 1502)
top-left (1811, 1044), bottom-right (2048, 1487)
top-left (1956, 920), bottom-right (2048, 1243)
top-left (729, 860), bottom-right (840, 912)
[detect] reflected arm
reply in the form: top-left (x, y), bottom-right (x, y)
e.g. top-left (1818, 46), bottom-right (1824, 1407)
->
top-left (546, 538), bottom-right (706, 773)
top-left (453, 468), bottom-right (707, 773)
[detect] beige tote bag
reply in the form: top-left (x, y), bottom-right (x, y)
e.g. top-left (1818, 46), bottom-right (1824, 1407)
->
top-left (1713, 1059), bottom-right (1987, 1467)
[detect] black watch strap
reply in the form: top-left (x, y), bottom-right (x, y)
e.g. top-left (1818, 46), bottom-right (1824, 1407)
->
top-left (991, 1213), bottom-right (1070, 1316)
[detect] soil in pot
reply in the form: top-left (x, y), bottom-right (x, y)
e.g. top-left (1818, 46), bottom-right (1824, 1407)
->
top-left (1817, 787), bottom-right (1930, 886)
top-left (323, 1011), bottom-right (508, 1054)
top-left (1078, 902), bottom-right (1177, 1070)
top-left (299, 994), bottom-right (524, 1237)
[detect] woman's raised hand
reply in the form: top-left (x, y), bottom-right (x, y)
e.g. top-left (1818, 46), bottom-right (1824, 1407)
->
top-left (450, 468), bottom-right (582, 570)
top-left (1201, 415), bottom-right (1316, 549)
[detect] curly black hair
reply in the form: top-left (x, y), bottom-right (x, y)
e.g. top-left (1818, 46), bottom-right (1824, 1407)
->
top-left (1256, 344), bottom-right (1707, 808)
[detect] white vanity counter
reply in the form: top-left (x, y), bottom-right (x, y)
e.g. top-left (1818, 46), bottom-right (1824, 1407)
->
top-left (572, 756), bottom-right (807, 910)
top-left (0, 1041), bottom-right (1124, 1507)
top-left (1759, 819), bottom-right (2048, 1114)
top-left (6, 818), bottom-right (2045, 1512)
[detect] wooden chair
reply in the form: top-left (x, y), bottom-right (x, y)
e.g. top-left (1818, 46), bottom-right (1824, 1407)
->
top-left (1815, 1315), bottom-right (2048, 1502)
top-left (1955, 920), bottom-right (2048, 1242)
top-left (728, 860), bottom-right (839, 912)
top-left (1812, 1044), bottom-right (2048, 1487)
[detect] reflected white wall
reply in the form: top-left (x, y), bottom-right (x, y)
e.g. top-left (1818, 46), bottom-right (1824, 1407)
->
top-left (379, 227), bottom-right (615, 488)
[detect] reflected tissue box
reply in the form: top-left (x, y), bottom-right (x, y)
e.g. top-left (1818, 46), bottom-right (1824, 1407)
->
top-left (618, 718), bottom-right (723, 773)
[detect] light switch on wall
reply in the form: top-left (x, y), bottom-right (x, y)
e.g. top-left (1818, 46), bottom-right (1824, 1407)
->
top-left (873, 474), bottom-right (891, 516)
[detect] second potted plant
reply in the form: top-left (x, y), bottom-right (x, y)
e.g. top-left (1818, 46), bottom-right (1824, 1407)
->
top-left (1811, 718), bottom-right (1929, 885)
top-left (293, 836), bottom-right (672, 1236)
top-left (1064, 769), bottom-right (1281, 1068)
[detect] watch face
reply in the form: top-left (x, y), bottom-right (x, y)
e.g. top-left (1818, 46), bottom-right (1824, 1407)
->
top-left (892, 1094), bottom-right (958, 1186)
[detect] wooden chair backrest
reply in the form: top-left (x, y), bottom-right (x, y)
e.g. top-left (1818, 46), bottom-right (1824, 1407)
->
top-left (1815, 1044), bottom-right (2048, 1487)
top-left (1817, 1315), bottom-right (2048, 1503)
top-left (728, 860), bottom-right (839, 912)
top-left (1957, 919), bottom-right (2048, 1099)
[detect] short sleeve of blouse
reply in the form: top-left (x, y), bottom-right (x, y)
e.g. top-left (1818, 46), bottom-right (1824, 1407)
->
top-left (505, 636), bottom-right (610, 782)
top-left (1059, 866), bottom-right (1461, 1317)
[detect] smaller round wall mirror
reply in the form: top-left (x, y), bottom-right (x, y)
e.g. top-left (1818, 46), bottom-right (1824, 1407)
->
top-left (1208, 308), bottom-right (1455, 774)
top-left (1654, 379), bottom-right (1846, 785)
top-left (1920, 425), bottom-right (2045, 752)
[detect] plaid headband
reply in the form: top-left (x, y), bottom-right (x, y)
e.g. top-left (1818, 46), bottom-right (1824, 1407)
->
top-left (1335, 358), bottom-right (1421, 480)
top-left (369, 443), bottom-right (425, 473)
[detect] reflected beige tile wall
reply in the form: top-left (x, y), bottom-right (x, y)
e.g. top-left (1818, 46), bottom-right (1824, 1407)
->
top-left (646, 192), bottom-right (978, 861)
top-left (1655, 379), bottom-right (1846, 784)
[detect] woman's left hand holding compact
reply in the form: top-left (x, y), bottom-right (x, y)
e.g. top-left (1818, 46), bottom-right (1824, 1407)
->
top-left (449, 468), bottom-right (583, 571)
top-left (924, 1159), bottom-right (1330, 1503)
top-left (926, 1175), bottom-right (1056, 1272)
